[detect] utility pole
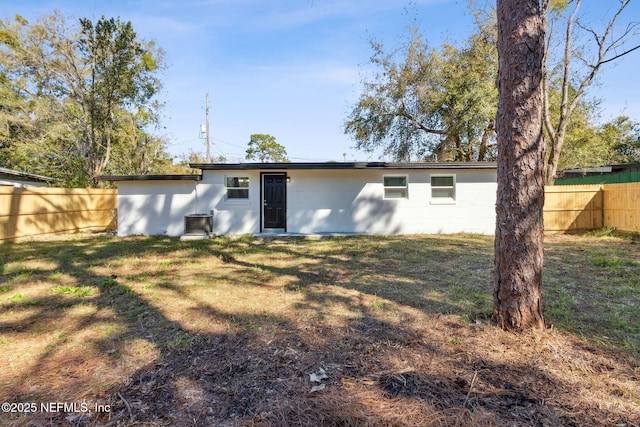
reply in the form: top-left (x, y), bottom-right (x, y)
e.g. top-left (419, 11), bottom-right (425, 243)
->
top-left (205, 92), bottom-right (211, 163)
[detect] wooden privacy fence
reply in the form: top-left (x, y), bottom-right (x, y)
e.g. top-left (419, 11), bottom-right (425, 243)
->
top-left (544, 185), bottom-right (604, 233)
top-left (0, 187), bottom-right (117, 242)
top-left (603, 183), bottom-right (640, 232)
top-left (544, 183), bottom-right (640, 233)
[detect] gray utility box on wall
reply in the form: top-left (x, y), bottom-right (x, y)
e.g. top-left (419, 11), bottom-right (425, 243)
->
top-left (184, 214), bottom-right (213, 235)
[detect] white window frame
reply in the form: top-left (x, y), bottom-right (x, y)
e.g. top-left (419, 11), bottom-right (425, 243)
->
top-left (430, 174), bottom-right (456, 204)
top-left (225, 176), bottom-right (250, 201)
top-left (383, 175), bottom-right (408, 199)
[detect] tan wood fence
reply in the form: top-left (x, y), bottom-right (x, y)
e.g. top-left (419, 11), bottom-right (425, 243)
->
top-left (0, 187), bottom-right (117, 242)
top-left (544, 185), bottom-right (604, 233)
top-left (544, 183), bottom-right (640, 233)
top-left (602, 183), bottom-right (640, 232)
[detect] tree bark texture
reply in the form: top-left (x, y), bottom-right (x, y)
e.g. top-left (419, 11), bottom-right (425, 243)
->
top-left (494, 0), bottom-right (546, 331)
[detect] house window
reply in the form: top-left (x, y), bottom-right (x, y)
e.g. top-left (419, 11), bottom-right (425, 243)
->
top-left (431, 175), bottom-right (455, 202)
top-left (383, 175), bottom-right (408, 199)
top-left (226, 176), bottom-right (249, 199)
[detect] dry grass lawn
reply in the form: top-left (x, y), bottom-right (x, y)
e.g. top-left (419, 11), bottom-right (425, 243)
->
top-left (0, 232), bottom-right (638, 426)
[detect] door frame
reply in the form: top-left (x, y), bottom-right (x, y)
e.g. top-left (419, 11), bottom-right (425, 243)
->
top-left (260, 172), bottom-right (287, 232)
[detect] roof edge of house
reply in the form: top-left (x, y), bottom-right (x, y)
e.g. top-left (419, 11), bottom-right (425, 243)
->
top-left (189, 161), bottom-right (498, 171)
top-left (0, 167), bottom-right (60, 183)
top-left (100, 174), bottom-right (202, 182)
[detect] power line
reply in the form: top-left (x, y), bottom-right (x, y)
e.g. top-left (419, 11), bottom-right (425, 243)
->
top-left (211, 136), bottom-right (246, 150)
top-left (165, 137), bottom-right (200, 146)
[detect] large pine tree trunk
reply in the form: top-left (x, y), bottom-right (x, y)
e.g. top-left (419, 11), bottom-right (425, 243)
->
top-left (494, 0), bottom-right (546, 331)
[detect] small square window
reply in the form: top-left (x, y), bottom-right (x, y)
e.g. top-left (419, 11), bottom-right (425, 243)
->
top-left (431, 175), bottom-right (455, 201)
top-left (384, 175), bottom-right (408, 199)
top-left (226, 176), bottom-right (249, 199)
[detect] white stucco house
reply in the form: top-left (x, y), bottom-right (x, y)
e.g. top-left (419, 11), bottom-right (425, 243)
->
top-left (102, 161), bottom-right (498, 237)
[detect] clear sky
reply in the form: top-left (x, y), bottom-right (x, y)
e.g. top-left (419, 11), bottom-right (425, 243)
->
top-left (2, 0), bottom-right (639, 163)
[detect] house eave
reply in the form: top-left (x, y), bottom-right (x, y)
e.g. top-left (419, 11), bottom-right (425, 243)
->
top-left (0, 167), bottom-right (59, 183)
top-left (190, 161), bottom-right (497, 171)
top-left (100, 174), bottom-right (202, 182)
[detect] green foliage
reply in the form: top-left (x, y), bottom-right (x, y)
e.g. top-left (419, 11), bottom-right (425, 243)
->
top-left (557, 113), bottom-right (640, 171)
top-left (245, 133), bottom-right (289, 162)
top-left (546, 0), bottom-right (570, 14)
top-left (170, 149), bottom-right (226, 174)
top-left (107, 108), bottom-right (174, 177)
top-left (344, 21), bottom-right (497, 162)
top-left (0, 12), bottom-right (169, 187)
top-left (607, 117), bottom-right (640, 163)
top-left (545, 82), bottom-right (606, 171)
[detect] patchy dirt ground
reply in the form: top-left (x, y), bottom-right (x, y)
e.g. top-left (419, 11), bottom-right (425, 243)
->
top-left (1, 233), bottom-right (638, 426)
top-left (94, 319), bottom-right (638, 427)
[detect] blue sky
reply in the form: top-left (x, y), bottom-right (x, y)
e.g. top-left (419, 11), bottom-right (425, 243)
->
top-left (2, 0), bottom-right (639, 163)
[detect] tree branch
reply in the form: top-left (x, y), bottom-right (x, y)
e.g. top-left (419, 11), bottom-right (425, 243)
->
top-left (600, 43), bottom-right (640, 66)
top-left (397, 102), bottom-right (448, 136)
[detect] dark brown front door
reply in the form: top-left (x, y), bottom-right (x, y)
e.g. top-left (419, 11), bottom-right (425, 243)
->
top-left (263, 174), bottom-right (286, 229)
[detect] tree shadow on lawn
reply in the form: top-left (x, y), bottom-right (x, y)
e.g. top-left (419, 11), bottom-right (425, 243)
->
top-left (211, 234), bottom-right (497, 319)
top-left (0, 234), bottom-right (638, 426)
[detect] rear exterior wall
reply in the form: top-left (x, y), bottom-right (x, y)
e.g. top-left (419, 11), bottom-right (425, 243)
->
top-left (115, 168), bottom-right (497, 236)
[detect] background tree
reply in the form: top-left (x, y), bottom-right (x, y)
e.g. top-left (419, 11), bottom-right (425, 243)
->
top-left (0, 12), bottom-right (168, 187)
top-left (77, 16), bottom-right (164, 186)
top-left (493, 0), bottom-right (546, 331)
top-left (542, 0), bottom-right (640, 184)
top-left (544, 82), bottom-right (611, 171)
top-left (108, 109), bottom-right (173, 176)
top-left (607, 116), bottom-right (640, 164)
top-left (345, 20), bottom-right (498, 162)
top-left (346, 1), bottom-right (639, 174)
top-left (0, 13), bottom-right (81, 182)
top-left (245, 134), bottom-right (289, 162)
top-left (170, 149), bottom-right (226, 174)
top-left (557, 113), bottom-right (640, 172)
